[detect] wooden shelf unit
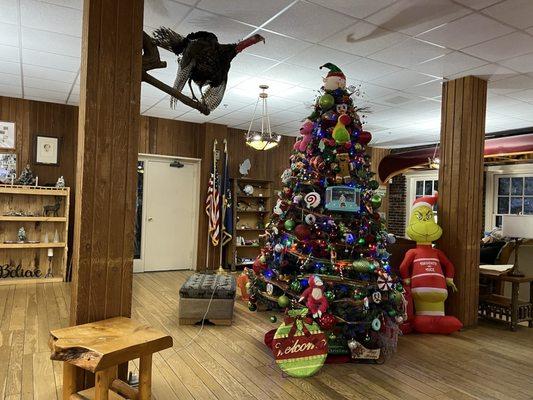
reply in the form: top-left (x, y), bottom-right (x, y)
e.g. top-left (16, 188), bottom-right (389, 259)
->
top-left (0, 185), bottom-right (70, 285)
top-left (229, 178), bottom-right (272, 271)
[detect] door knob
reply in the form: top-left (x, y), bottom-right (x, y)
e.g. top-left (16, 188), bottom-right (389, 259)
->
top-left (148, 217), bottom-right (153, 221)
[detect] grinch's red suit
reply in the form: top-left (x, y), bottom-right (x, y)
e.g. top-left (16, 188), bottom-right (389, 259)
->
top-left (299, 276), bottom-right (328, 318)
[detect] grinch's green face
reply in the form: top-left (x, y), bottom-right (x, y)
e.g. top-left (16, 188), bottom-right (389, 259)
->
top-left (406, 205), bottom-right (442, 244)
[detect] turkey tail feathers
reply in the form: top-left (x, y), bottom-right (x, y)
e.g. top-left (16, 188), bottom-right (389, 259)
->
top-left (152, 27), bottom-right (187, 55)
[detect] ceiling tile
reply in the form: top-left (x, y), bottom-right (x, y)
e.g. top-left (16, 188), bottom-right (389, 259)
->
top-left (22, 28), bottom-right (81, 58)
top-left (23, 64), bottom-right (77, 83)
top-left (343, 57), bottom-right (402, 81)
top-left (24, 86), bottom-right (67, 102)
top-left (403, 79), bottom-right (444, 97)
top-left (22, 49), bottom-right (80, 71)
top-left (499, 52), bottom-right (533, 74)
top-left (371, 90), bottom-right (426, 106)
top-left (20, 0), bottom-right (82, 37)
top-left (0, 83), bottom-right (22, 97)
top-left (321, 21), bottom-right (408, 57)
top-left (24, 76), bottom-right (72, 92)
top-left (284, 45), bottom-right (358, 69)
top-left (489, 74), bottom-right (533, 94)
top-left (453, 0), bottom-right (501, 9)
top-left (67, 92), bottom-right (79, 105)
top-left (246, 31), bottom-right (312, 61)
top-left (144, 0), bottom-right (191, 30)
top-left (233, 76), bottom-right (294, 96)
top-left (308, 0), bottom-right (395, 19)
top-left (506, 89), bottom-right (533, 102)
top-left (368, 38), bottom-right (449, 68)
top-left (0, 71), bottom-right (20, 86)
top-left (0, 44), bottom-right (20, 62)
top-left (0, 23), bottom-right (19, 47)
top-left (462, 32), bottom-right (533, 62)
top-left (416, 13), bottom-right (513, 50)
top-left (265, 2), bottom-right (356, 42)
top-left (0, 0), bottom-right (19, 25)
top-left (261, 63), bottom-right (323, 87)
top-left (448, 63), bottom-right (516, 81)
top-left (412, 51), bottom-right (487, 78)
top-left (356, 82), bottom-right (397, 100)
top-left (231, 53), bottom-right (279, 75)
top-left (482, 0), bottom-right (533, 29)
top-left (0, 60), bottom-right (20, 76)
top-left (176, 9), bottom-right (254, 44)
top-left (367, 0), bottom-right (471, 36)
top-left (370, 69), bottom-right (437, 90)
top-left (196, 0), bottom-right (293, 26)
top-left (37, 0), bottom-right (82, 9)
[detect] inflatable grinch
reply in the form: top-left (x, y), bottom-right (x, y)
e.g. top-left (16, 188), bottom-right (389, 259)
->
top-left (399, 193), bottom-right (462, 334)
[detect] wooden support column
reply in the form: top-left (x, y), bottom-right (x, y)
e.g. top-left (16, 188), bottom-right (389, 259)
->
top-left (438, 76), bottom-right (487, 328)
top-left (70, 0), bottom-right (143, 325)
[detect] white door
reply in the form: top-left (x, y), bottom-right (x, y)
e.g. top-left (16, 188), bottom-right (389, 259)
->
top-left (143, 158), bottom-right (199, 271)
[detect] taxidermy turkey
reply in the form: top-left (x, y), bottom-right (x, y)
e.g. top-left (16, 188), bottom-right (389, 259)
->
top-left (152, 28), bottom-right (265, 111)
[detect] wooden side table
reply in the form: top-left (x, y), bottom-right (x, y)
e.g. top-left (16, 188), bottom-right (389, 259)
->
top-left (49, 317), bottom-right (173, 399)
top-left (479, 269), bottom-right (533, 331)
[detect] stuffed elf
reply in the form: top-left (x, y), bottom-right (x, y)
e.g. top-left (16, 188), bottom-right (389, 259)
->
top-left (320, 63), bottom-right (346, 91)
top-left (399, 193), bottom-right (463, 334)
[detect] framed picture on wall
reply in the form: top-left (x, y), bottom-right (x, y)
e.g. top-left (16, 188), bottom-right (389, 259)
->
top-left (35, 135), bottom-right (60, 165)
top-left (0, 153), bottom-right (17, 183)
top-left (0, 121), bottom-right (15, 150)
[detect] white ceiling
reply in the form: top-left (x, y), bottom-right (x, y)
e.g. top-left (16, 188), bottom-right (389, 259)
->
top-left (1, 0), bottom-right (533, 148)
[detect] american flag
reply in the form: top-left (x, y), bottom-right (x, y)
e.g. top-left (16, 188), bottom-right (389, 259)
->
top-left (205, 168), bottom-right (220, 246)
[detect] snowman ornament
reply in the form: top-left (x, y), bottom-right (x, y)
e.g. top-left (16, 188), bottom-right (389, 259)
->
top-left (320, 63), bottom-right (346, 91)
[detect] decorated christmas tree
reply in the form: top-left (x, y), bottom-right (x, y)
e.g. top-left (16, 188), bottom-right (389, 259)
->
top-left (247, 63), bottom-right (405, 362)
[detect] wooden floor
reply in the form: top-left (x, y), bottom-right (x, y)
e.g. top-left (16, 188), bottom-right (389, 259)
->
top-left (1, 271), bottom-right (533, 399)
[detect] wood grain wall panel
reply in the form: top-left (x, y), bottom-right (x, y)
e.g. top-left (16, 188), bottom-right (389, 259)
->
top-left (0, 96), bottom-right (79, 266)
top-left (70, 0), bottom-right (143, 330)
top-left (1, 96), bottom-right (294, 274)
top-left (438, 76), bottom-right (486, 328)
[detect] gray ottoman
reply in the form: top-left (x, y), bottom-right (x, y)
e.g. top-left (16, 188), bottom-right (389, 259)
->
top-left (179, 273), bottom-right (236, 325)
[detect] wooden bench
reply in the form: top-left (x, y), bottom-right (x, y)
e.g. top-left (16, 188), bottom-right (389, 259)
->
top-left (49, 317), bottom-right (173, 399)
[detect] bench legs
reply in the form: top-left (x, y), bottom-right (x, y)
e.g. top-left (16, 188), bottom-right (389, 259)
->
top-left (63, 363), bottom-right (77, 399)
top-left (95, 367), bottom-right (116, 400)
top-left (139, 354), bottom-right (153, 399)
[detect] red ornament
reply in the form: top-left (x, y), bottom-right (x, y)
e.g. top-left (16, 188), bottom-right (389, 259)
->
top-left (358, 131), bottom-right (372, 145)
top-left (339, 114), bottom-right (351, 126)
top-left (294, 224), bottom-right (312, 240)
top-left (344, 142), bottom-right (352, 150)
top-left (318, 313), bottom-right (337, 330)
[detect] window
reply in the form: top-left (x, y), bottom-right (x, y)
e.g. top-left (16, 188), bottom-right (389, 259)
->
top-left (415, 179), bottom-right (438, 199)
top-left (494, 175), bottom-right (533, 227)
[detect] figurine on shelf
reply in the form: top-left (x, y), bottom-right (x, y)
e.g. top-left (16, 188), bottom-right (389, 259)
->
top-left (44, 197), bottom-right (62, 217)
top-left (17, 227), bottom-right (27, 242)
top-left (55, 176), bottom-right (65, 188)
top-left (15, 164), bottom-right (36, 186)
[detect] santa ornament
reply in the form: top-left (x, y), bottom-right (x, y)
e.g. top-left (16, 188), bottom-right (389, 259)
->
top-left (298, 275), bottom-right (328, 318)
top-left (320, 63), bottom-right (346, 91)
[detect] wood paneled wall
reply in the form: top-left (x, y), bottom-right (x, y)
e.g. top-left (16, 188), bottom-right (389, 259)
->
top-left (1, 95), bottom-right (295, 273)
top-left (438, 76), bottom-right (487, 328)
top-left (0, 96), bottom-right (79, 260)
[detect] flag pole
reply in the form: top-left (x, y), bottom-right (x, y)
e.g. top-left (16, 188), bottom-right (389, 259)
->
top-left (217, 139), bottom-right (228, 275)
top-left (205, 139), bottom-right (217, 271)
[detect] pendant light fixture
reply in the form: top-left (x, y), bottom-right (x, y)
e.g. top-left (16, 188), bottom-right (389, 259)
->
top-left (245, 85), bottom-right (281, 151)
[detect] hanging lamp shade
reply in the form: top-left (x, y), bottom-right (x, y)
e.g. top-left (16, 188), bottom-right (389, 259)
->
top-left (245, 85), bottom-right (281, 151)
